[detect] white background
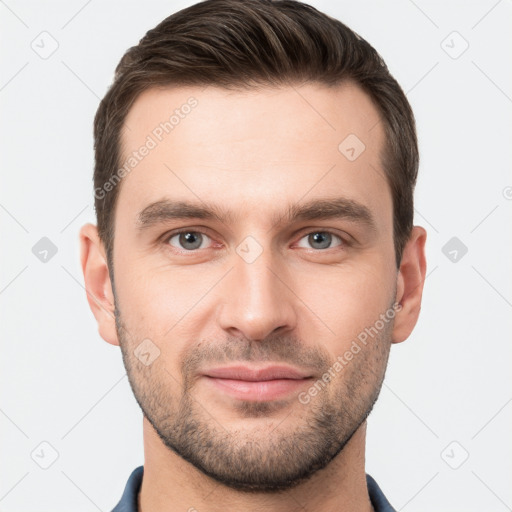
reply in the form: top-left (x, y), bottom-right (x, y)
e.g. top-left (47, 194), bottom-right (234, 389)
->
top-left (1, 0), bottom-right (511, 510)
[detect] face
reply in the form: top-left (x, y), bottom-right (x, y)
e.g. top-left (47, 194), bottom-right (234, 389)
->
top-left (83, 82), bottom-right (423, 492)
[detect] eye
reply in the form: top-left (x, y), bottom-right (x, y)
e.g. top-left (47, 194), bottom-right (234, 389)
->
top-left (167, 230), bottom-right (212, 251)
top-left (296, 231), bottom-right (344, 250)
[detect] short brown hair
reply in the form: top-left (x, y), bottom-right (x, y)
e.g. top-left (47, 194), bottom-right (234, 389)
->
top-left (93, 0), bottom-right (418, 268)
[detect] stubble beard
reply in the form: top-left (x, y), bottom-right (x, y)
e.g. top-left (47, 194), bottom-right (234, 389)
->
top-left (115, 305), bottom-right (392, 493)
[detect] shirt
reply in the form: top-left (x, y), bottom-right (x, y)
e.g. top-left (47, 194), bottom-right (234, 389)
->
top-left (112, 466), bottom-right (396, 511)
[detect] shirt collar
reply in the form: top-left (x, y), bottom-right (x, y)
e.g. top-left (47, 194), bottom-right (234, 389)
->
top-left (112, 466), bottom-right (396, 512)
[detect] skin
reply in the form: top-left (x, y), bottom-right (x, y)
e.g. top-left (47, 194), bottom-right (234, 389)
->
top-left (80, 82), bottom-right (426, 512)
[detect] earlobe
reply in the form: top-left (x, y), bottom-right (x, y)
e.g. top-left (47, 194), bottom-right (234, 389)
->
top-left (79, 223), bottom-right (120, 346)
top-left (391, 226), bottom-right (427, 344)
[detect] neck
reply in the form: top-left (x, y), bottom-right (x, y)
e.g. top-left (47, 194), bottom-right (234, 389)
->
top-left (139, 417), bottom-right (374, 512)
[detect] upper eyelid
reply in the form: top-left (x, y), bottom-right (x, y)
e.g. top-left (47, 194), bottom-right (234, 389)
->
top-left (164, 227), bottom-right (214, 242)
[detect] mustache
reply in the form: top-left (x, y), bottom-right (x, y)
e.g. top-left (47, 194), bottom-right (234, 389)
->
top-left (181, 334), bottom-right (332, 378)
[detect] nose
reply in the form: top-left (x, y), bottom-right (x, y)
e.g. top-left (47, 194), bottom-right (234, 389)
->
top-left (216, 244), bottom-right (298, 342)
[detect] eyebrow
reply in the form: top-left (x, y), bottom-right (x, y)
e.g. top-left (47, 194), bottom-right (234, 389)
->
top-left (137, 197), bottom-right (377, 232)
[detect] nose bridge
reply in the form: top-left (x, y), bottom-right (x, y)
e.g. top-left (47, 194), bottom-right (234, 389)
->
top-left (217, 237), bottom-right (296, 341)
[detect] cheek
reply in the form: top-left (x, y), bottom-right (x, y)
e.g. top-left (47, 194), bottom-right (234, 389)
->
top-left (113, 258), bottom-right (219, 339)
top-left (294, 259), bottom-right (395, 353)
top-left (113, 234), bottom-right (395, 355)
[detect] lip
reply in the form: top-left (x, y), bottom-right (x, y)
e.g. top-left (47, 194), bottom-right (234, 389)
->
top-left (203, 365), bottom-right (312, 381)
top-left (202, 365), bottom-right (313, 401)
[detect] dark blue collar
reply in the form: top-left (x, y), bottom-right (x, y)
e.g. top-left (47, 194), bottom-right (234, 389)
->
top-left (112, 466), bottom-right (396, 511)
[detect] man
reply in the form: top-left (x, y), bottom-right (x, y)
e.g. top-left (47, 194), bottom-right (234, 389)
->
top-left (80, 0), bottom-right (426, 510)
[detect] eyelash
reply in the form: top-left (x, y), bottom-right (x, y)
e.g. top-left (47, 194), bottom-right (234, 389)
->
top-left (163, 228), bottom-right (350, 253)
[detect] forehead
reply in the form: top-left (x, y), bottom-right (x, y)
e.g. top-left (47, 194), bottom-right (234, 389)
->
top-left (116, 82), bottom-right (390, 229)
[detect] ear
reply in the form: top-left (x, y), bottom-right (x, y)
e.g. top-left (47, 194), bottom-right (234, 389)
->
top-left (79, 223), bottom-right (119, 346)
top-left (392, 226), bottom-right (427, 344)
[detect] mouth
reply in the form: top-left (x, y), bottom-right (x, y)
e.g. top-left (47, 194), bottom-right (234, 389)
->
top-left (201, 364), bottom-right (313, 401)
